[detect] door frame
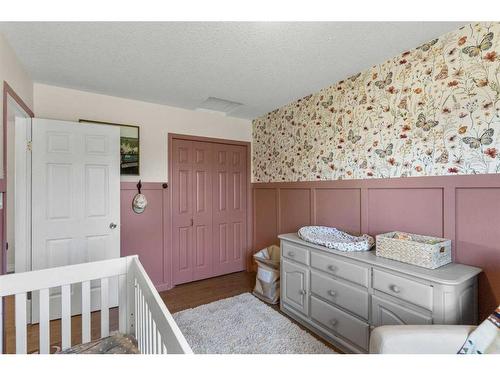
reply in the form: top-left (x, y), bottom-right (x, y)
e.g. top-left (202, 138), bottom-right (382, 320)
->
top-left (167, 133), bottom-right (252, 287)
top-left (1, 81), bottom-right (34, 353)
top-left (2, 81), bottom-right (34, 275)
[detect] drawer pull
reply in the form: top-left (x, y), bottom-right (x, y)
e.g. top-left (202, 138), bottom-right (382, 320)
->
top-left (329, 319), bottom-right (337, 326)
top-left (299, 290), bottom-right (306, 295)
top-left (328, 290), bottom-right (336, 297)
top-left (327, 265), bottom-right (336, 272)
top-left (390, 284), bottom-right (401, 293)
top-left (287, 251), bottom-right (295, 257)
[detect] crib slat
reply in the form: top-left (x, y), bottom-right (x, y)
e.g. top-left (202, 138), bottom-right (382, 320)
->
top-left (81, 281), bottom-right (91, 343)
top-left (138, 287), bottom-right (143, 352)
top-left (136, 287), bottom-right (140, 352)
top-left (155, 324), bottom-right (161, 354)
top-left (39, 288), bottom-right (50, 354)
top-left (61, 284), bottom-right (71, 350)
top-left (150, 315), bottom-right (155, 354)
top-left (142, 291), bottom-right (147, 353)
top-left (118, 274), bottom-right (127, 333)
top-left (150, 310), bottom-right (155, 354)
top-left (146, 301), bottom-right (152, 354)
top-left (0, 296), bottom-right (3, 354)
top-left (15, 292), bottom-right (27, 354)
top-left (142, 301), bottom-right (146, 354)
top-left (100, 278), bottom-right (109, 338)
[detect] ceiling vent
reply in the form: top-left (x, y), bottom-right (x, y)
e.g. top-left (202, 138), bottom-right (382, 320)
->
top-left (196, 97), bottom-right (242, 116)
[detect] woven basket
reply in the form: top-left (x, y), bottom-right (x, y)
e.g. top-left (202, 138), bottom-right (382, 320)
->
top-left (376, 231), bottom-right (451, 269)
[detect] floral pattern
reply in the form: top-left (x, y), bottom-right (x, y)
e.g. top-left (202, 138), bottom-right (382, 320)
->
top-left (252, 22), bottom-right (500, 182)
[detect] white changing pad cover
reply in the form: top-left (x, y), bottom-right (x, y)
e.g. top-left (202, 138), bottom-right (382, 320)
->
top-left (298, 226), bottom-right (374, 252)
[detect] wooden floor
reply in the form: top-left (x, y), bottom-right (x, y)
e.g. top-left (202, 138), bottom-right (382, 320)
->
top-left (3, 271), bottom-right (341, 353)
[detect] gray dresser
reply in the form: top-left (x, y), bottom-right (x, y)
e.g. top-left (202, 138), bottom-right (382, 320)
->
top-left (279, 233), bottom-right (482, 353)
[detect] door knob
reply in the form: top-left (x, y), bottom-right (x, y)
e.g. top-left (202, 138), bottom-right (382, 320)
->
top-left (109, 222), bottom-right (117, 229)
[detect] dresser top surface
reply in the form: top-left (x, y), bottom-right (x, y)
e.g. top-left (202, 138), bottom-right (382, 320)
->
top-left (278, 233), bottom-right (482, 285)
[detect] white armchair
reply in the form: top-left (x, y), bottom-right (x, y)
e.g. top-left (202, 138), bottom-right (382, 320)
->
top-left (369, 325), bottom-right (476, 354)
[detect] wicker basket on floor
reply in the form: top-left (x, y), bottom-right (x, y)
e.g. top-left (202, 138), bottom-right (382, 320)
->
top-left (375, 231), bottom-right (452, 269)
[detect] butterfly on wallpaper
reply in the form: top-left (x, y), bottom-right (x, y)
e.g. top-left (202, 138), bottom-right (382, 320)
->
top-left (349, 73), bottom-right (362, 82)
top-left (398, 96), bottom-right (408, 110)
top-left (321, 152), bottom-right (334, 164)
top-left (462, 128), bottom-right (494, 149)
top-left (416, 113), bottom-right (439, 131)
top-left (417, 38), bottom-right (438, 52)
top-left (303, 140), bottom-right (313, 152)
top-left (375, 143), bottom-right (393, 158)
top-left (284, 111), bottom-right (294, 122)
top-left (285, 158), bottom-right (295, 168)
top-left (462, 32), bottom-right (494, 57)
top-left (348, 129), bottom-right (361, 144)
top-left (359, 160), bottom-right (368, 169)
top-left (435, 149), bottom-right (449, 164)
top-left (374, 72), bottom-right (393, 89)
top-left (434, 65), bottom-right (449, 80)
top-left (321, 96), bottom-right (333, 108)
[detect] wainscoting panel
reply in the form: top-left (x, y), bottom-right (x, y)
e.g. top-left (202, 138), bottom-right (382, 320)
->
top-left (315, 188), bottom-right (361, 234)
top-left (367, 188), bottom-right (443, 237)
top-left (121, 182), bottom-right (170, 291)
top-left (279, 188), bottom-right (311, 234)
top-left (253, 188), bottom-right (278, 251)
top-left (253, 174), bottom-right (500, 319)
top-left (455, 187), bottom-right (500, 319)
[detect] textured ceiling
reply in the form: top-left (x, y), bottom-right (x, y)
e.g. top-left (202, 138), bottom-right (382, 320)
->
top-left (0, 22), bottom-right (466, 119)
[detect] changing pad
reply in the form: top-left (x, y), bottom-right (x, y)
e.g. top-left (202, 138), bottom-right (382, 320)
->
top-left (298, 226), bottom-right (374, 252)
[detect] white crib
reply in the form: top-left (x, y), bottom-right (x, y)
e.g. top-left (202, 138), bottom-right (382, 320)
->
top-left (0, 255), bottom-right (192, 354)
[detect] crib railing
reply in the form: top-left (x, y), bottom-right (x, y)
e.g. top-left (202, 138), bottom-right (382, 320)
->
top-left (0, 256), bottom-right (192, 354)
top-left (131, 257), bottom-right (191, 354)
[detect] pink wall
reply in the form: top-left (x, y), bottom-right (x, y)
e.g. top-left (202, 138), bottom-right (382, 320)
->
top-left (253, 174), bottom-right (500, 320)
top-left (120, 182), bottom-right (171, 291)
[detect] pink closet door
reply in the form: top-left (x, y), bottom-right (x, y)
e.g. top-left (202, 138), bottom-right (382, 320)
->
top-left (191, 141), bottom-right (213, 281)
top-left (212, 144), bottom-right (247, 276)
top-left (172, 139), bottom-right (213, 285)
top-left (172, 139), bottom-right (194, 284)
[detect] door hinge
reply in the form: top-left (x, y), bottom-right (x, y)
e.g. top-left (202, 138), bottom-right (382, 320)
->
top-left (27, 140), bottom-right (32, 151)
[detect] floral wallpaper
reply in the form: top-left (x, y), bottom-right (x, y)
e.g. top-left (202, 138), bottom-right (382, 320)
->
top-left (252, 22), bottom-right (500, 182)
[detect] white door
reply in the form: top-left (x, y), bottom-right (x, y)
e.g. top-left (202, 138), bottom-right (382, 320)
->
top-left (30, 118), bottom-right (120, 321)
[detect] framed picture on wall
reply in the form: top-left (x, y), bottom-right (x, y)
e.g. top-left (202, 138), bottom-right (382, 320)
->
top-left (79, 119), bottom-right (140, 175)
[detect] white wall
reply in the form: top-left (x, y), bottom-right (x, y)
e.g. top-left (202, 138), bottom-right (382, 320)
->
top-left (0, 32), bottom-right (34, 273)
top-left (34, 83), bottom-right (252, 183)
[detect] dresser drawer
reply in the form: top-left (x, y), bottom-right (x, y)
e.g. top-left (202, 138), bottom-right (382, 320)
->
top-left (282, 241), bottom-right (309, 265)
top-left (372, 269), bottom-right (433, 310)
top-left (371, 295), bottom-right (433, 326)
top-left (311, 296), bottom-right (369, 350)
top-left (311, 271), bottom-right (369, 320)
top-left (310, 252), bottom-right (369, 287)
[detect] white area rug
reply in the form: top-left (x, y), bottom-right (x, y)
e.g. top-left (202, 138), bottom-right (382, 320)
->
top-left (172, 293), bottom-right (336, 354)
